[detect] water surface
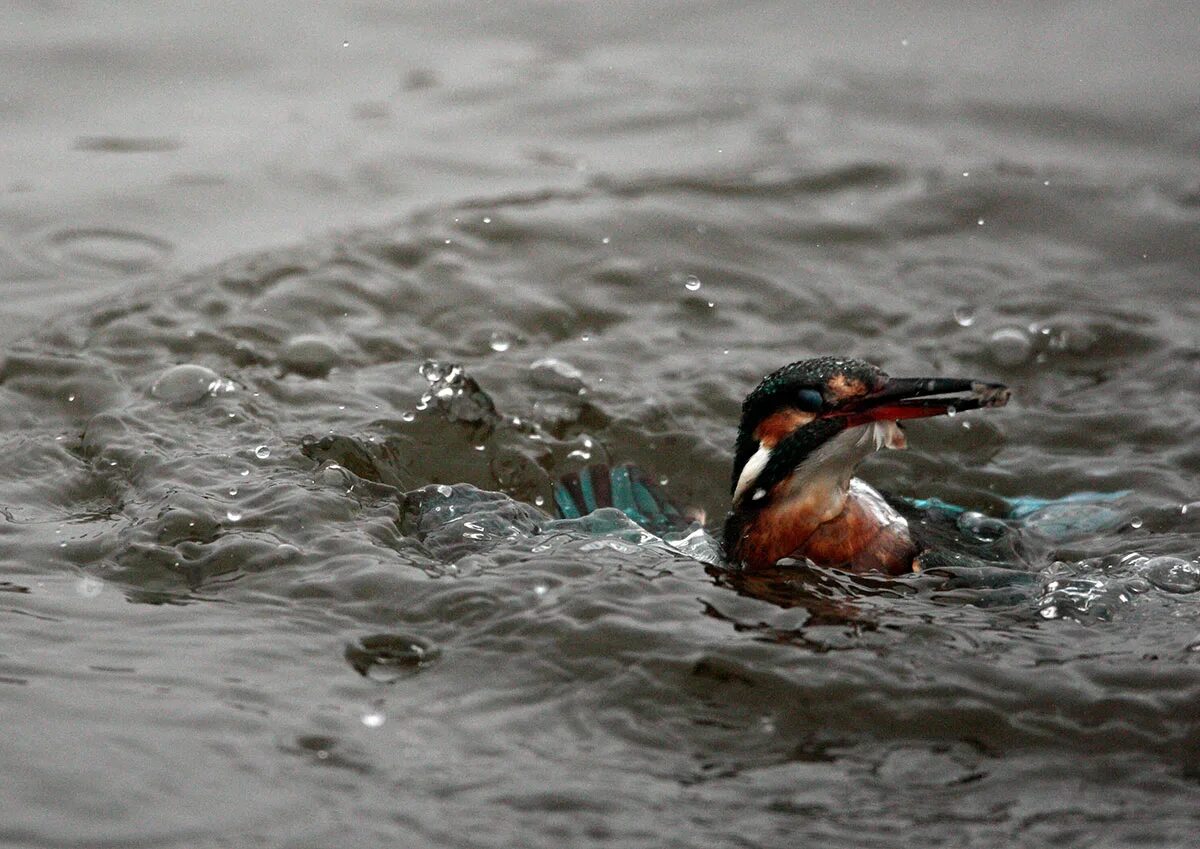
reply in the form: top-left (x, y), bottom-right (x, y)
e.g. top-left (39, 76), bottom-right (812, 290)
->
top-left (2, 3), bottom-right (1199, 847)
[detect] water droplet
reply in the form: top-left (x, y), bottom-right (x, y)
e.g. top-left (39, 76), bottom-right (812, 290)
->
top-left (534, 495), bottom-right (545, 507)
top-left (988, 327), bottom-right (1032, 366)
top-left (255, 445), bottom-right (271, 459)
top-left (226, 509), bottom-right (243, 522)
top-left (1130, 516), bottom-right (1144, 529)
top-left (361, 711), bottom-right (385, 728)
top-left (684, 275), bottom-right (702, 292)
top-left (151, 363), bottom-right (223, 404)
top-left (953, 305), bottom-right (976, 327)
top-left (488, 331), bottom-right (512, 352)
top-left (418, 361), bottom-right (445, 383)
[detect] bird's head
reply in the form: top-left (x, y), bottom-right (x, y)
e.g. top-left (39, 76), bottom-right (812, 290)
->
top-left (730, 357), bottom-right (1010, 511)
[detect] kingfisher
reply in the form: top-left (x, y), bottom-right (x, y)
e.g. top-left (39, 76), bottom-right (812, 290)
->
top-left (556, 357), bottom-right (1011, 575)
top-left (720, 357), bottom-right (1009, 574)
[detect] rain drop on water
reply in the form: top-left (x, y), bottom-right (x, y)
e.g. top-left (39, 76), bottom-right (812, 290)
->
top-left (1129, 516), bottom-right (1144, 529)
top-left (953, 305), bottom-right (976, 327)
top-left (226, 509), bottom-right (243, 522)
top-left (254, 445), bottom-right (271, 459)
top-left (684, 275), bottom-right (702, 292)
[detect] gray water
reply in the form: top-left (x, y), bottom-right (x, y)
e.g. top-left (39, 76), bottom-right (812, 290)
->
top-left (2, 3), bottom-right (1200, 847)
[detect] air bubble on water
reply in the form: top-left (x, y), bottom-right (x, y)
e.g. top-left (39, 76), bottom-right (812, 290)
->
top-left (67, 394), bottom-right (75, 402)
top-left (255, 445), bottom-right (271, 459)
top-left (707, 301), bottom-right (715, 308)
top-left (226, 509), bottom-right (243, 522)
top-left (435, 484), bottom-right (453, 497)
top-left (228, 487), bottom-right (238, 496)
top-left (601, 237), bottom-right (611, 245)
top-left (684, 275), bottom-right (702, 291)
top-left (151, 363), bottom-right (224, 404)
top-left (400, 411), bottom-right (416, 422)
top-left (962, 171), bottom-right (970, 177)
top-left (1130, 516), bottom-right (1144, 529)
top-left (474, 444), bottom-right (485, 452)
top-left (1043, 180), bottom-right (1050, 186)
top-left (977, 218), bottom-right (985, 226)
top-left (946, 406), bottom-right (956, 417)
top-left (568, 449), bottom-right (591, 461)
top-left (361, 711), bottom-right (385, 728)
top-left (953, 305), bottom-right (976, 327)
top-left (1039, 605), bottom-right (1058, 619)
top-left (534, 584), bottom-right (548, 597)
top-left (989, 327), bottom-right (1032, 366)
top-left (280, 336), bottom-right (337, 378)
top-left (534, 495), bottom-right (545, 507)
top-left (488, 331), bottom-right (512, 352)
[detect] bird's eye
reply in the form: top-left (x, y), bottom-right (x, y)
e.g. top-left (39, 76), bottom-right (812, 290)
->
top-left (795, 389), bottom-right (823, 411)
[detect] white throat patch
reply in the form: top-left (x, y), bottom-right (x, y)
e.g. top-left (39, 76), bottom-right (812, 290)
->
top-left (732, 420), bottom-right (906, 507)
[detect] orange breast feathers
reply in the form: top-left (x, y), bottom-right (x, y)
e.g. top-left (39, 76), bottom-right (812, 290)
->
top-left (735, 483), bottom-right (918, 574)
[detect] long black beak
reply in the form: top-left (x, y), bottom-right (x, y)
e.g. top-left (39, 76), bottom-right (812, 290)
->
top-left (837, 376), bottom-right (1010, 426)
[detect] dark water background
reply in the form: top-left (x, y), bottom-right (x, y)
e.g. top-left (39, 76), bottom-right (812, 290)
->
top-left (2, 3), bottom-right (1199, 847)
